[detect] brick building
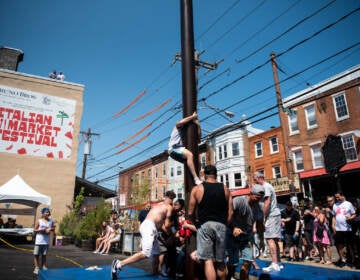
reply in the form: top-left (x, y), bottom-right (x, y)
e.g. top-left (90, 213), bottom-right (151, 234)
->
top-left (282, 64), bottom-right (360, 201)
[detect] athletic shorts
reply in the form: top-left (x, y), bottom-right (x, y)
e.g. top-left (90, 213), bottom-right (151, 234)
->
top-left (264, 215), bottom-right (282, 239)
top-left (34, 244), bottom-right (49, 255)
top-left (226, 229), bottom-right (254, 265)
top-left (197, 221), bottom-right (226, 263)
top-left (169, 147), bottom-right (186, 163)
top-left (139, 219), bottom-right (159, 258)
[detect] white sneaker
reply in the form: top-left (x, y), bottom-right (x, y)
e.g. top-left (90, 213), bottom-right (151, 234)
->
top-left (194, 178), bottom-right (202, 185)
top-left (111, 258), bottom-right (121, 280)
top-left (262, 263), bottom-right (281, 272)
top-left (93, 250), bottom-right (99, 254)
top-left (33, 267), bottom-right (39, 275)
top-left (279, 263), bottom-right (284, 269)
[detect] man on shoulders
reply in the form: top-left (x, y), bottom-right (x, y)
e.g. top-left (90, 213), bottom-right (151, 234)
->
top-left (188, 165), bottom-right (232, 280)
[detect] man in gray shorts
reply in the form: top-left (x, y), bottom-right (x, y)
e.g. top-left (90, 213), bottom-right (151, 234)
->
top-left (253, 171), bottom-right (282, 272)
top-left (188, 165), bottom-right (232, 280)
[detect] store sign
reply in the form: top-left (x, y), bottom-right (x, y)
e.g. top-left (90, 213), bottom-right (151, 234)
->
top-left (0, 85), bottom-right (76, 159)
top-left (268, 175), bottom-right (300, 195)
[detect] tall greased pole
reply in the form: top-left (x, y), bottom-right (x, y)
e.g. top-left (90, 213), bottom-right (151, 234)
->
top-left (180, 0), bottom-right (198, 278)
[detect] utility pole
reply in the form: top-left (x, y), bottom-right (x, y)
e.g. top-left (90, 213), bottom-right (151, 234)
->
top-left (80, 128), bottom-right (100, 179)
top-left (270, 52), bottom-right (295, 184)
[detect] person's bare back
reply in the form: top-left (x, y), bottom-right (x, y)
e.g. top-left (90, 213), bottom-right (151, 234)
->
top-left (145, 202), bottom-right (173, 230)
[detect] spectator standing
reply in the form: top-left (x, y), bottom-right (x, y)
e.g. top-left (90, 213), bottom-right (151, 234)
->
top-left (302, 198), bottom-right (315, 260)
top-left (253, 171), bottom-right (282, 272)
top-left (56, 71), bottom-right (65, 81)
top-left (227, 184), bottom-right (265, 280)
top-left (168, 112), bottom-right (202, 186)
top-left (281, 201), bottom-right (301, 262)
top-left (188, 165), bottom-right (232, 280)
top-left (332, 191), bottom-right (356, 267)
top-left (33, 207), bottom-right (54, 275)
top-left (313, 206), bottom-right (332, 264)
top-left (111, 190), bottom-right (176, 280)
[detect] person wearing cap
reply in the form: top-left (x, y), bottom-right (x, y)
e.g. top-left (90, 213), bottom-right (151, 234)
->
top-left (188, 165), bottom-right (232, 280)
top-left (227, 184), bottom-right (265, 279)
top-left (33, 207), bottom-right (54, 275)
top-left (253, 171), bottom-right (282, 272)
top-left (168, 112), bottom-right (202, 186)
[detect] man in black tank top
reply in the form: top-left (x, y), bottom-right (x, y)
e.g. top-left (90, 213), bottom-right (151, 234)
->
top-left (188, 165), bottom-right (233, 280)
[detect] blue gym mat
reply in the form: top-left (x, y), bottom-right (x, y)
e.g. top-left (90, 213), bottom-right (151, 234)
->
top-left (39, 259), bottom-right (360, 280)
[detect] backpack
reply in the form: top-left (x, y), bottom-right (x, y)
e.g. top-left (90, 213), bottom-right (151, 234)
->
top-left (316, 223), bottom-right (324, 239)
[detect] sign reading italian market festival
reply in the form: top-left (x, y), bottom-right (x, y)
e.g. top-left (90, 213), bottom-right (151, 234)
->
top-left (0, 85), bottom-right (76, 159)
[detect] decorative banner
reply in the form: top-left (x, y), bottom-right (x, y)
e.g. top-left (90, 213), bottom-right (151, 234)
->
top-left (0, 85), bottom-right (76, 159)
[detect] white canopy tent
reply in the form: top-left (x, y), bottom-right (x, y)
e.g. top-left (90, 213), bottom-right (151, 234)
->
top-left (0, 175), bottom-right (51, 235)
top-left (0, 174), bottom-right (51, 208)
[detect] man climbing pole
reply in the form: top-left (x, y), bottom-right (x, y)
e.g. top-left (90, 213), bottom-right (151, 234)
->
top-left (168, 112), bottom-right (202, 185)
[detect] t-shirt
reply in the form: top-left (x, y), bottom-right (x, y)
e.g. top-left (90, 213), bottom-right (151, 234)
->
top-left (263, 182), bottom-right (280, 217)
top-left (232, 196), bottom-right (263, 235)
top-left (281, 208), bottom-right (300, 234)
top-left (168, 127), bottom-right (183, 149)
top-left (35, 218), bottom-right (53, 245)
top-left (333, 200), bottom-right (355, 231)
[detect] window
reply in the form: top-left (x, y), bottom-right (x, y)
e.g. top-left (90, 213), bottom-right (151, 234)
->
top-left (225, 174), bottom-right (229, 187)
top-left (333, 92), bottom-right (349, 121)
top-left (148, 168), bottom-right (151, 177)
top-left (272, 165), bottom-right (281, 178)
top-left (293, 150), bottom-right (304, 171)
top-left (177, 188), bottom-right (183, 199)
top-left (310, 144), bottom-right (323, 168)
top-left (289, 110), bottom-right (299, 134)
top-left (220, 176), bottom-right (224, 183)
top-left (232, 142), bottom-right (239, 156)
top-left (342, 134), bottom-right (357, 161)
top-left (162, 163), bottom-right (166, 175)
top-left (155, 167), bottom-right (158, 178)
top-left (269, 136), bottom-right (279, 153)
top-left (255, 141), bottom-right (263, 158)
top-left (201, 155), bottom-right (206, 169)
top-left (141, 171), bottom-right (145, 181)
top-left (218, 146), bottom-right (222, 160)
top-left (234, 173), bottom-right (242, 187)
top-left (176, 166), bottom-right (182, 176)
top-left (162, 185), bottom-right (166, 197)
top-left (170, 167), bottom-right (174, 177)
top-left (155, 187), bottom-right (158, 200)
top-left (223, 144), bottom-right (228, 159)
top-left (304, 104), bottom-right (317, 129)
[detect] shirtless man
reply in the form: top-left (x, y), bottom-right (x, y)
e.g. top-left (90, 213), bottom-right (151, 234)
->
top-left (111, 190), bottom-right (176, 280)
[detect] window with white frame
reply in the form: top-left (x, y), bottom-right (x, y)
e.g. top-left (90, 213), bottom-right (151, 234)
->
top-left (333, 92), bottom-right (349, 121)
top-left (255, 141), bottom-right (263, 158)
top-left (218, 146), bottom-right (223, 160)
top-left (310, 144), bottom-right (323, 168)
top-left (155, 167), bottom-right (158, 178)
top-left (342, 134), bottom-right (357, 161)
top-left (162, 163), bottom-right (166, 175)
top-left (288, 110), bottom-right (299, 134)
top-left (177, 188), bottom-right (183, 199)
top-left (220, 175), bottom-right (224, 183)
top-left (170, 167), bottom-right (174, 177)
top-left (293, 149), bottom-right (304, 171)
top-left (162, 185), bottom-right (166, 197)
top-left (232, 142), bottom-right (239, 156)
top-left (223, 144), bottom-right (228, 159)
top-left (225, 174), bottom-right (229, 187)
top-left (201, 155), bottom-right (206, 169)
top-left (272, 165), bottom-right (281, 178)
top-left (269, 136), bottom-right (279, 153)
top-left (155, 187), bottom-right (158, 200)
top-left (176, 166), bottom-right (182, 176)
top-left (304, 104), bottom-right (317, 129)
top-left (234, 173), bottom-right (242, 187)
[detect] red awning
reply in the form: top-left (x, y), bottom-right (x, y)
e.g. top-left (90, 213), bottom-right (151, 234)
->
top-left (231, 187), bottom-right (251, 197)
top-left (299, 161), bottom-right (360, 179)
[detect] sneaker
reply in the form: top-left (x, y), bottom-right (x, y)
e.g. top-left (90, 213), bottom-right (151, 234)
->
top-left (42, 266), bottom-right (48, 270)
top-left (194, 178), bottom-right (202, 185)
top-left (101, 252), bottom-right (109, 255)
top-left (262, 263), bottom-right (281, 272)
top-left (111, 258), bottom-right (121, 280)
top-left (33, 267), bottom-right (39, 275)
top-left (279, 263), bottom-right (284, 269)
top-left (93, 250), bottom-right (99, 254)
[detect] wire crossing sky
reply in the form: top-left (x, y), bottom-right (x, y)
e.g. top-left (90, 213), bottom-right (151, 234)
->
top-left (1, 0), bottom-right (359, 189)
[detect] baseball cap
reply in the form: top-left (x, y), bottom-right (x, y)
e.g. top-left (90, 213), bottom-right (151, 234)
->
top-left (251, 184), bottom-right (265, 196)
top-left (41, 207), bottom-right (50, 214)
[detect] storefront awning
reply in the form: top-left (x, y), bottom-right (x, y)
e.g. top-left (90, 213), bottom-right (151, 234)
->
top-left (299, 161), bottom-right (360, 179)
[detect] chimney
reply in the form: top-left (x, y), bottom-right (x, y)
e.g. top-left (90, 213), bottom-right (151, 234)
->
top-left (0, 46), bottom-right (24, 71)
